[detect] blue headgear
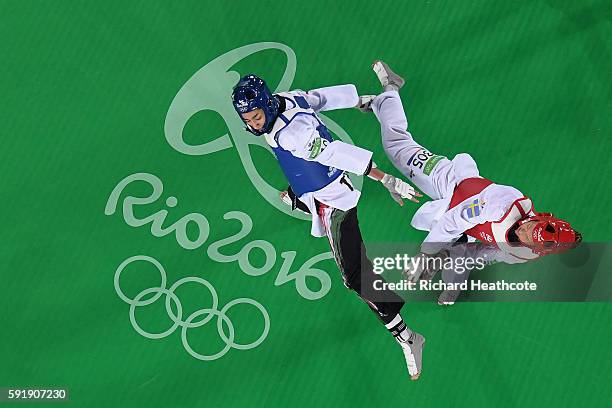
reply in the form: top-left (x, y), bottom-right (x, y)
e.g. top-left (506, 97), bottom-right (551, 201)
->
top-left (231, 74), bottom-right (280, 136)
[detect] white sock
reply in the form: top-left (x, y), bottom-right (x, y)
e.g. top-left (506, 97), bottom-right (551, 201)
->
top-left (385, 314), bottom-right (411, 343)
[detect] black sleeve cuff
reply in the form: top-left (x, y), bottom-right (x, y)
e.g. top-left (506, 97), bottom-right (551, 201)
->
top-left (363, 159), bottom-right (374, 176)
top-left (287, 186), bottom-right (311, 214)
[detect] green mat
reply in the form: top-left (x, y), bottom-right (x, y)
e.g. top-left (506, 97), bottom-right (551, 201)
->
top-left (2, 1), bottom-right (611, 406)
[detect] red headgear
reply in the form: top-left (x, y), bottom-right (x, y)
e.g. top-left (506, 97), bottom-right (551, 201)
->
top-left (518, 213), bottom-right (581, 254)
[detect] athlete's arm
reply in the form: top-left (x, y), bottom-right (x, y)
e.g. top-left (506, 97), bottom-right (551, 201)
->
top-left (421, 208), bottom-right (477, 254)
top-left (421, 200), bottom-right (508, 254)
top-left (277, 116), bottom-right (372, 174)
top-left (278, 118), bottom-right (421, 204)
top-left (299, 85), bottom-right (359, 112)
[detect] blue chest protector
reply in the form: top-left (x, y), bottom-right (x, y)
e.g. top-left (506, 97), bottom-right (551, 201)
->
top-left (267, 93), bottom-right (342, 197)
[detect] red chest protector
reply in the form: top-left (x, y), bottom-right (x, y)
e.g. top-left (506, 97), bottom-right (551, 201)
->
top-left (448, 178), bottom-right (535, 246)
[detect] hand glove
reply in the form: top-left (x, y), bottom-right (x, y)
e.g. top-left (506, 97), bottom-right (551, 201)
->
top-left (381, 174), bottom-right (420, 205)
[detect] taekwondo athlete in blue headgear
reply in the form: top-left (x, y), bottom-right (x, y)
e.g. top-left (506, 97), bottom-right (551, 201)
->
top-left (231, 72), bottom-right (427, 380)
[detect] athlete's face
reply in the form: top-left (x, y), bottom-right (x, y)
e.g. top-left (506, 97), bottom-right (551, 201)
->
top-left (242, 108), bottom-right (265, 131)
top-left (515, 220), bottom-right (538, 244)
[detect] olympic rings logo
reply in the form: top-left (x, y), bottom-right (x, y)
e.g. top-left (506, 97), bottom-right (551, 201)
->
top-left (114, 255), bottom-right (270, 361)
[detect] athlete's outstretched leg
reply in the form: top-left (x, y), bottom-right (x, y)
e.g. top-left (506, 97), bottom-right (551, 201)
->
top-left (318, 203), bottom-right (425, 380)
top-left (369, 60), bottom-right (482, 201)
top-left (371, 90), bottom-right (454, 200)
